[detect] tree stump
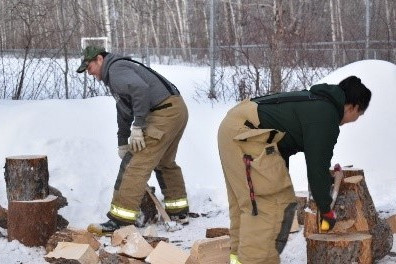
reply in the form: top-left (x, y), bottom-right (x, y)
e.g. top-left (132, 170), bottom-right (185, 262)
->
top-left (307, 232), bottom-right (372, 264)
top-left (8, 195), bottom-right (58, 246)
top-left (305, 169), bottom-right (393, 261)
top-left (4, 155), bottom-right (49, 201)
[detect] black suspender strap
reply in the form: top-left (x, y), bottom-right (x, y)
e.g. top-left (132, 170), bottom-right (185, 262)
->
top-left (252, 92), bottom-right (328, 105)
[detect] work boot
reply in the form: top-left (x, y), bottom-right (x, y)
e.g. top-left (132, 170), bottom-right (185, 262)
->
top-left (87, 219), bottom-right (121, 236)
top-left (170, 212), bottom-right (189, 225)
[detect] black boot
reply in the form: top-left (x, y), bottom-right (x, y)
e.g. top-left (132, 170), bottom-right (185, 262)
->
top-left (87, 219), bottom-right (121, 235)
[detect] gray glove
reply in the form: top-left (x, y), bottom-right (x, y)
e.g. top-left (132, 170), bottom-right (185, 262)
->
top-left (130, 126), bottom-right (146, 152)
top-left (118, 144), bottom-right (131, 159)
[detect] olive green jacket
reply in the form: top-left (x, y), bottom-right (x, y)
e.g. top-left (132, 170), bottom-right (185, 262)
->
top-left (253, 84), bottom-right (345, 213)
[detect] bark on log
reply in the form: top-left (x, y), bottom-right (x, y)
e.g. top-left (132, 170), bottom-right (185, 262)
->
top-left (335, 175), bottom-right (393, 260)
top-left (0, 205), bottom-right (7, 229)
top-left (295, 191), bottom-right (308, 225)
top-left (307, 232), bottom-right (372, 264)
top-left (4, 155), bottom-right (49, 201)
top-left (304, 211), bottom-right (318, 238)
top-left (8, 195), bottom-right (58, 247)
top-left (205, 228), bottom-right (230, 238)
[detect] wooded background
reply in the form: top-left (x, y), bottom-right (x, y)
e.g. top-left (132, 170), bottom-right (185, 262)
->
top-left (0, 0), bottom-right (395, 100)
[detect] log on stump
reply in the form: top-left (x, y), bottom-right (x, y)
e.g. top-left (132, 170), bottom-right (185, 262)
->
top-left (330, 167), bottom-right (364, 178)
top-left (307, 232), bottom-right (372, 264)
top-left (8, 195), bottom-right (58, 247)
top-left (295, 191), bottom-right (308, 225)
top-left (4, 155), bottom-right (49, 201)
top-left (0, 205), bottom-right (7, 229)
top-left (335, 175), bottom-right (393, 260)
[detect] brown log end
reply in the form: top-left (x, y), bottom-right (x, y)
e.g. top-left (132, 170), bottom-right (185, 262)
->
top-left (206, 227), bottom-right (230, 238)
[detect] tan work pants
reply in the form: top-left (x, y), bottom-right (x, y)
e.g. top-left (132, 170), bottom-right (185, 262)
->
top-left (218, 100), bottom-right (296, 264)
top-left (112, 95), bottom-right (188, 215)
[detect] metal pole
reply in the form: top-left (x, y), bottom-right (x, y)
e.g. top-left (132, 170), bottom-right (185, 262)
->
top-left (365, 0), bottom-right (370, 59)
top-left (209, 0), bottom-right (216, 98)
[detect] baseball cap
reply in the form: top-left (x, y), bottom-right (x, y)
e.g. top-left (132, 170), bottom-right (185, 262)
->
top-left (76, 45), bottom-right (105, 73)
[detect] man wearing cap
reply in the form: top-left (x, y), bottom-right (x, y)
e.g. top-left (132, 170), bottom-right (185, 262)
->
top-left (77, 46), bottom-right (190, 234)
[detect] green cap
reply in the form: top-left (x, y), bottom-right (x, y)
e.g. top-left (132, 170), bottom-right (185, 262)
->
top-left (76, 45), bottom-right (105, 73)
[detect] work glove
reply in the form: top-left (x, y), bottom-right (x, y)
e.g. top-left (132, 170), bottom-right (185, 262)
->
top-left (320, 210), bottom-right (336, 231)
top-left (130, 126), bottom-right (146, 152)
top-left (118, 144), bottom-right (130, 159)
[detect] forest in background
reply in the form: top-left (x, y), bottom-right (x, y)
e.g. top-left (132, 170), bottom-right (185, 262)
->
top-left (0, 0), bottom-right (395, 100)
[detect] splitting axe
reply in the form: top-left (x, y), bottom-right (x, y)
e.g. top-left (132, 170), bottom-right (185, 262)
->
top-left (320, 163), bottom-right (344, 231)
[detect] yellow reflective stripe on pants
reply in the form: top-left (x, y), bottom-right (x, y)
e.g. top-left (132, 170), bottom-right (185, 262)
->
top-left (164, 197), bottom-right (188, 210)
top-left (110, 204), bottom-right (139, 221)
top-left (230, 254), bottom-right (241, 264)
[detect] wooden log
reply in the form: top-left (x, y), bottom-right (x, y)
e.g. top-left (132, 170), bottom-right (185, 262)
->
top-left (0, 205), bottom-right (7, 229)
top-left (330, 167), bottom-right (364, 178)
top-left (45, 242), bottom-right (98, 264)
top-left (8, 195), bottom-right (58, 247)
top-left (386, 214), bottom-right (396, 233)
top-left (307, 232), bottom-right (372, 264)
top-left (304, 211), bottom-right (318, 238)
top-left (4, 155), bottom-right (49, 201)
top-left (205, 227), bottom-right (230, 238)
top-left (335, 175), bottom-right (393, 260)
top-left (99, 249), bottom-right (145, 264)
top-left (295, 191), bottom-right (308, 225)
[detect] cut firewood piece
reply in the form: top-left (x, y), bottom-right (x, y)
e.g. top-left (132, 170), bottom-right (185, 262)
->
top-left (46, 228), bottom-right (100, 253)
top-left (118, 225), bottom-right (153, 259)
top-left (143, 236), bottom-right (169, 248)
top-left (386, 214), bottom-right (396, 233)
top-left (306, 232), bottom-right (372, 264)
top-left (0, 205), bottom-right (7, 229)
top-left (290, 210), bottom-right (300, 233)
top-left (111, 225), bottom-right (140, 246)
top-left (99, 249), bottom-right (145, 264)
top-left (330, 167), bottom-right (364, 178)
top-left (8, 195), bottom-right (58, 247)
top-left (186, 235), bottom-right (230, 264)
top-left (303, 210), bottom-right (318, 238)
top-left (45, 242), bottom-right (98, 264)
top-left (142, 224), bottom-right (158, 237)
top-left (295, 191), bottom-right (308, 225)
top-left (145, 241), bottom-right (189, 264)
top-left (205, 227), bottom-right (230, 238)
top-left (4, 155), bottom-right (49, 201)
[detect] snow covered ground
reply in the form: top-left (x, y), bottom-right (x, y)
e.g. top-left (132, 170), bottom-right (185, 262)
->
top-left (0, 60), bottom-right (396, 263)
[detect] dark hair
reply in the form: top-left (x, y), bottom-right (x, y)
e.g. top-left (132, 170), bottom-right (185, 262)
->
top-left (339, 76), bottom-right (371, 112)
top-left (99, 51), bottom-right (109, 58)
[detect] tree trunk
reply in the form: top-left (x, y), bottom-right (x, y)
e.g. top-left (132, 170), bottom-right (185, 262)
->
top-left (4, 155), bottom-right (49, 201)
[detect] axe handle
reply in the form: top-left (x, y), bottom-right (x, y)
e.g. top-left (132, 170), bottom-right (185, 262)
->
top-left (145, 185), bottom-right (171, 222)
top-left (330, 168), bottom-right (343, 209)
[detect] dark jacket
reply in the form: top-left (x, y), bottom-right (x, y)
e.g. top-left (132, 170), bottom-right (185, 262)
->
top-left (101, 54), bottom-right (179, 146)
top-left (253, 84), bottom-right (345, 213)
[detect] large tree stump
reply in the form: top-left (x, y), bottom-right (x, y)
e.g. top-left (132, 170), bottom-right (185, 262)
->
top-left (4, 155), bottom-right (49, 201)
top-left (8, 195), bottom-right (58, 246)
top-left (307, 232), bottom-right (372, 264)
top-left (305, 169), bottom-right (393, 261)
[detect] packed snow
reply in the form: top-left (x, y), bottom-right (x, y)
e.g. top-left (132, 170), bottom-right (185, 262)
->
top-left (0, 60), bottom-right (396, 263)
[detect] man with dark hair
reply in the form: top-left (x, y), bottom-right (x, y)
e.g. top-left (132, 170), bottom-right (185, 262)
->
top-left (218, 76), bottom-right (371, 264)
top-left (77, 45), bottom-right (190, 234)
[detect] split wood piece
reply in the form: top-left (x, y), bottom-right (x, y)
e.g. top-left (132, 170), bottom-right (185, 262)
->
top-left (290, 210), bottom-right (300, 233)
top-left (4, 155), bottom-right (49, 201)
top-left (186, 235), bottom-right (230, 264)
top-left (46, 228), bottom-right (101, 253)
top-left (143, 236), bottom-right (169, 248)
top-left (386, 214), bottom-right (396, 233)
top-left (330, 167), bottom-right (364, 178)
top-left (306, 232), bottom-right (372, 264)
top-left (295, 191), bottom-right (308, 225)
top-left (0, 205), bottom-right (7, 229)
top-left (206, 227), bottom-right (230, 238)
top-left (336, 175), bottom-right (393, 260)
top-left (116, 225), bottom-right (153, 259)
top-left (142, 224), bottom-right (158, 237)
top-left (99, 249), bottom-right (145, 264)
top-left (8, 195), bottom-right (58, 247)
top-left (303, 211), bottom-right (318, 238)
top-left (145, 241), bottom-right (189, 264)
top-left (45, 242), bottom-right (98, 264)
